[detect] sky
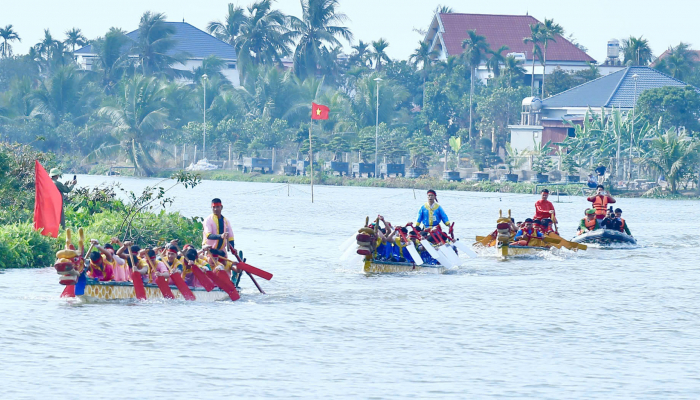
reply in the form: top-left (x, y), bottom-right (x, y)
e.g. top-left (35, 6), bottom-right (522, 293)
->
top-left (3, 0), bottom-right (699, 63)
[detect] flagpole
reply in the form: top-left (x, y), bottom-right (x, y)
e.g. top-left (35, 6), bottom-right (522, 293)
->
top-left (309, 116), bottom-right (314, 203)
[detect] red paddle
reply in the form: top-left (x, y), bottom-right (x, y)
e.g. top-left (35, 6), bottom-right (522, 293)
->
top-left (169, 272), bottom-right (195, 300)
top-left (228, 244), bottom-right (267, 294)
top-left (190, 262), bottom-right (216, 292)
top-left (61, 285), bottom-right (75, 298)
top-left (127, 246), bottom-right (147, 300)
top-left (235, 261), bottom-right (273, 281)
top-left (206, 269), bottom-right (239, 301)
top-left (155, 276), bottom-right (175, 299)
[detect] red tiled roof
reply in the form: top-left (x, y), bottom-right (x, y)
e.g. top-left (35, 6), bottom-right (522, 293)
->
top-left (438, 13), bottom-right (595, 63)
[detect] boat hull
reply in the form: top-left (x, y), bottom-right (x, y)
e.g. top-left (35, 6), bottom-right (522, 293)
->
top-left (363, 260), bottom-right (446, 274)
top-left (77, 281), bottom-right (230, 302)
top-left (571, 229), bottom-right (636, 245)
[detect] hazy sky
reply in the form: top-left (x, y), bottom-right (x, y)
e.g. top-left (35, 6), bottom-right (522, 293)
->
top-left (3, 0), bottom-right (698, 62)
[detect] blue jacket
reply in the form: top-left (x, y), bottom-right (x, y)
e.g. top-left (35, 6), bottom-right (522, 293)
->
top-left (416, 202), bottom-right (450, 229)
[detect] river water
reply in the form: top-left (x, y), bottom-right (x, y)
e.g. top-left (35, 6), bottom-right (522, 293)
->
top-left (2, 175), bottom-right (700, 399)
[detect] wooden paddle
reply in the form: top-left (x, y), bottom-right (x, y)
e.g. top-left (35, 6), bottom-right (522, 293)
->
top-left (169, 272), bottom-right (195, 300)
top-left (190, 261), bottom-right (216, 292)
top-left (126, 245), bottom-right (147, 300)
top-left (206, 269), bottom-right (240, 301)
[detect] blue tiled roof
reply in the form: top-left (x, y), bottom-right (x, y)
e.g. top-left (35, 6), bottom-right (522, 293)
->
top-left (542, 66), bottom-right (695, 109)
top-left (75, 22), bottom-right (236, 61)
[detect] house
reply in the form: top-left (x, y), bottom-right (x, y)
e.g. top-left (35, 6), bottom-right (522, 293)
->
top-left (74, 21), bottom-right (240, 86)
top-left (423, 12), bottom-right (597, 88)
top-left (509, 66), bottom-right (695, 152)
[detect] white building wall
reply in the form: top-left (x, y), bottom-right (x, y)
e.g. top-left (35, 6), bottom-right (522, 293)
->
top-left (508, 125), bottom-right (543, 153)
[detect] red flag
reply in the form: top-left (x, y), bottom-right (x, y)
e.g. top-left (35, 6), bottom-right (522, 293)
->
top-left (34, 160), bottom-right (62, 238)
top-left (311, 102), bottom-right (329, 120)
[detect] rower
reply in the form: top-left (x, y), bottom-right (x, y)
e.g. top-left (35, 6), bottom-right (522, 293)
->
top-left (534, 189), bottom-right (556, 221)
top-left (163, 245), bottom-right (183, 274)
top-left (614, 208), bottom-right (632, 236)
top-left (578, 209), bottom-right (599, 235)
top-left (514, 218), bottom-right (543, 246)
top-left (138, 249), bottom-right (169, 283)
top-left (203, 198), bottom-right (236, 254)
top-left (587, 185), bottom-right (616, 221)
top-left (87, 239), bottom-right (115, 281)
top-left (416, 189), bottom-right (451, 231)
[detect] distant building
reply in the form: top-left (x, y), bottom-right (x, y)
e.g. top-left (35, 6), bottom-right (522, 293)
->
top-left (650, 48), bottom-right (700, 68)
top-left (74, 21), bottom-right (240, 86)
top-left (423, 12), bottom-right (598, 89)
top-left (509, 66), bottom-right (696, 152)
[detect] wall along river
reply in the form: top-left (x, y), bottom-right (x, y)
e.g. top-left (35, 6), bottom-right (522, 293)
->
top-left (2, 175), bottom-right (700, 398)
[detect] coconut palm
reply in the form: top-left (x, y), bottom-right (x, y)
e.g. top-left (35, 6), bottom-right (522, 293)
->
top-left (643, 128), bottom-right (700, 193)
top-left (621, 36), bottom-right (653, 66)
top-left (288, 0), bottom-right (353, 79)
top-left (434, 5), bottom-right (454, 14)
top-left (502, 55), bottom-right (526, 88)
top-left (540, 18), bottom-right (563, 98)
top-left (350, 73), bottom-right (409, 128)
top-left (370, 38), bottom-right (391, 70)
top-left (134, 12), bottom-right (183, 77)
top-left (486, 45), bottom-right (509, 78)
top-left (655, 42), bottom-right (698, 80)
top-left (91, 28), bottom-right (131, 93)
top-left (64, 28), bottom-right (87, 53)
top-left (0, 25), bottom-right (21, 58)
top-left (32, 65), bottom-right (100, 126)
top-left (523, 23), bottom-right (543, 97)
top-left (461, 29), bottom-right (490, 140)
top-left (207, 4), bottom-right (247, 42)
top-left (409, 41), bottom-right (439, 108)
top-left (350, 40), bottom-right (371, 68)
top-left (93, 75), bottom-right (171, 176)
top-left (36, 29), bottom-right (60, 61)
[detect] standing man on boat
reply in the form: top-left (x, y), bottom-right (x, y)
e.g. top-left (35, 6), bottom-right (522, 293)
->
top-left (533, 189), bottom-right (555, 221)
top-left (203, 198), bottom-right (236, 254)
top-left (416, 189), bottom-right (451, 230)
top-left (587, 185), bottom-right (616, 221)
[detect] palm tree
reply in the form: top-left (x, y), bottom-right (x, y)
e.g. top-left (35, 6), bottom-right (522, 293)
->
top-left (461, 30), bottom-right (490, 140)
top-left (501, 55), bottom-right (526, 88)
top-left (191, 55), bottom-right (227, 82)
top-left (207, 4), bottom-right (247, 42)
top-left (36, 29), bottom-right (60, 61)
top-left (523, 23), bottom-right (543, 97)
top-left (64, 28), bottom-right (87, 53)
top-left (540, 18), bottom-right (563, 98)
top-left (434, 5), bottom-right (454, 14)
top-left (486, 45), bottom-right (509, 78)
top-left (0, 25), bottom-right (21, 58)
top-left (370, 38), bottom-right (391, 70)
top-left (134, 12), bottom-right (182, 76)
top-left (350, 40), bottom-right (371, 68)
top-left (94, 75), bottom-right (171, 176)
top-left (288, 0), bottom-right (353, 79)
top-left (655, 42), bottom-right (698, 80)
top-left (32, 65), bottom-right (100, 126)
top-left (91, 28), bottom-right (131, 93)
top-left (621, 36), bottom-right (653, 66)
top-left (643, 128), bottom-right (700, 193)
top-left (409, 41), bottom-right (439, 107)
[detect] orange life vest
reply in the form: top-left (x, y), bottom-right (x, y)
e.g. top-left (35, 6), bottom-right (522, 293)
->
top-left (592, 195), bottom-right (609, 216)
top-left (618, 218), bottom-right (625, 232)
top-left (585, 218), bottom-right (597, 229)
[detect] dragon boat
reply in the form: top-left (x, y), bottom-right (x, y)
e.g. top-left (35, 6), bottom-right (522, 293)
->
top-left (474, 210), bottom-right (587, 258)
top-left (349, 217), bottom-right (464, 274)
top-left (571, 229), bottom-right (637, 246)
top-left (54, 228), bottom-right (271, 302)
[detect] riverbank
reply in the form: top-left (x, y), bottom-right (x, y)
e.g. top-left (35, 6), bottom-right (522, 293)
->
top-left (153, 170), bottom-right (699, 199)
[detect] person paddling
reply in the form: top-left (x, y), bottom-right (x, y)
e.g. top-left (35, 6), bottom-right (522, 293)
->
top-left (587, 185), bottom-right (616, 221)
top-left (203, 198), bottom-right (236, 254)
top-left (416, 189), bottom-right (451, 230)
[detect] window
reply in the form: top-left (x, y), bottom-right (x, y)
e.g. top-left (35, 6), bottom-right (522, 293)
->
top-left (567, 128), bottom-right (576, 137)
top-left (228, 63), bottom-right (236, 70)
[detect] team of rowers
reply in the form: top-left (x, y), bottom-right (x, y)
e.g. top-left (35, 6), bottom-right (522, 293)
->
top-left (84, 198), bottom-right (243, 285)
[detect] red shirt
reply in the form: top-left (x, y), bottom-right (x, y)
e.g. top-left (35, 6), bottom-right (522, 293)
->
top-left (534, 199), bottom-right (555, 220)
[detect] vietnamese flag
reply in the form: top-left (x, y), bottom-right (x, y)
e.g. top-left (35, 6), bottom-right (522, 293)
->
top-left (311, 102), bottom-right (329, 120)
top-left (34, 160), bottom-right (62, 238)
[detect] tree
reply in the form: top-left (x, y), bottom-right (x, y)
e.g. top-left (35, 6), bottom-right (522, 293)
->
top-left (370, 38), bottom-right (391, 70)
top-left (654, 42), bottom-right (698, 81)
top-left (0, 25), bottom-right (21, 58)
top-left (90, 28), bottom-right (131, 93)
top-left (409, 41), bottom-right (439, 108)
top-left (539, 18), bottom-right (563, 98)
top-left (93, 75), bottom-right (171, 176)
top-left (32, 65), bottom-right (100, 126)
top-left (288, 0), bottom-right (353, 79)
top-left (64, 28), bottom-right (87, 53)
top-left (500, 55), bottom-right (526, 88)
top-left (621, 36), bottom-right (653, 66)
top-left (643, 128), bottom-right (700, 193)
top-left (350, 40), bottom-right (371, 68)
top-left (523, 23), bottom-right (543, 97)
top-left (134, 12), bottom-right (182, 77)
top-left (637, 86), bottom-right (700, 132)
top-left (461, 29), bottom-right (490, 140)
top-left (486, 45), bottom-right (509, 78)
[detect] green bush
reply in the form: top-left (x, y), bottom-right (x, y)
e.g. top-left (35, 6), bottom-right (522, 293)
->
top-left (0, 222), bottom-right (56, 269)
